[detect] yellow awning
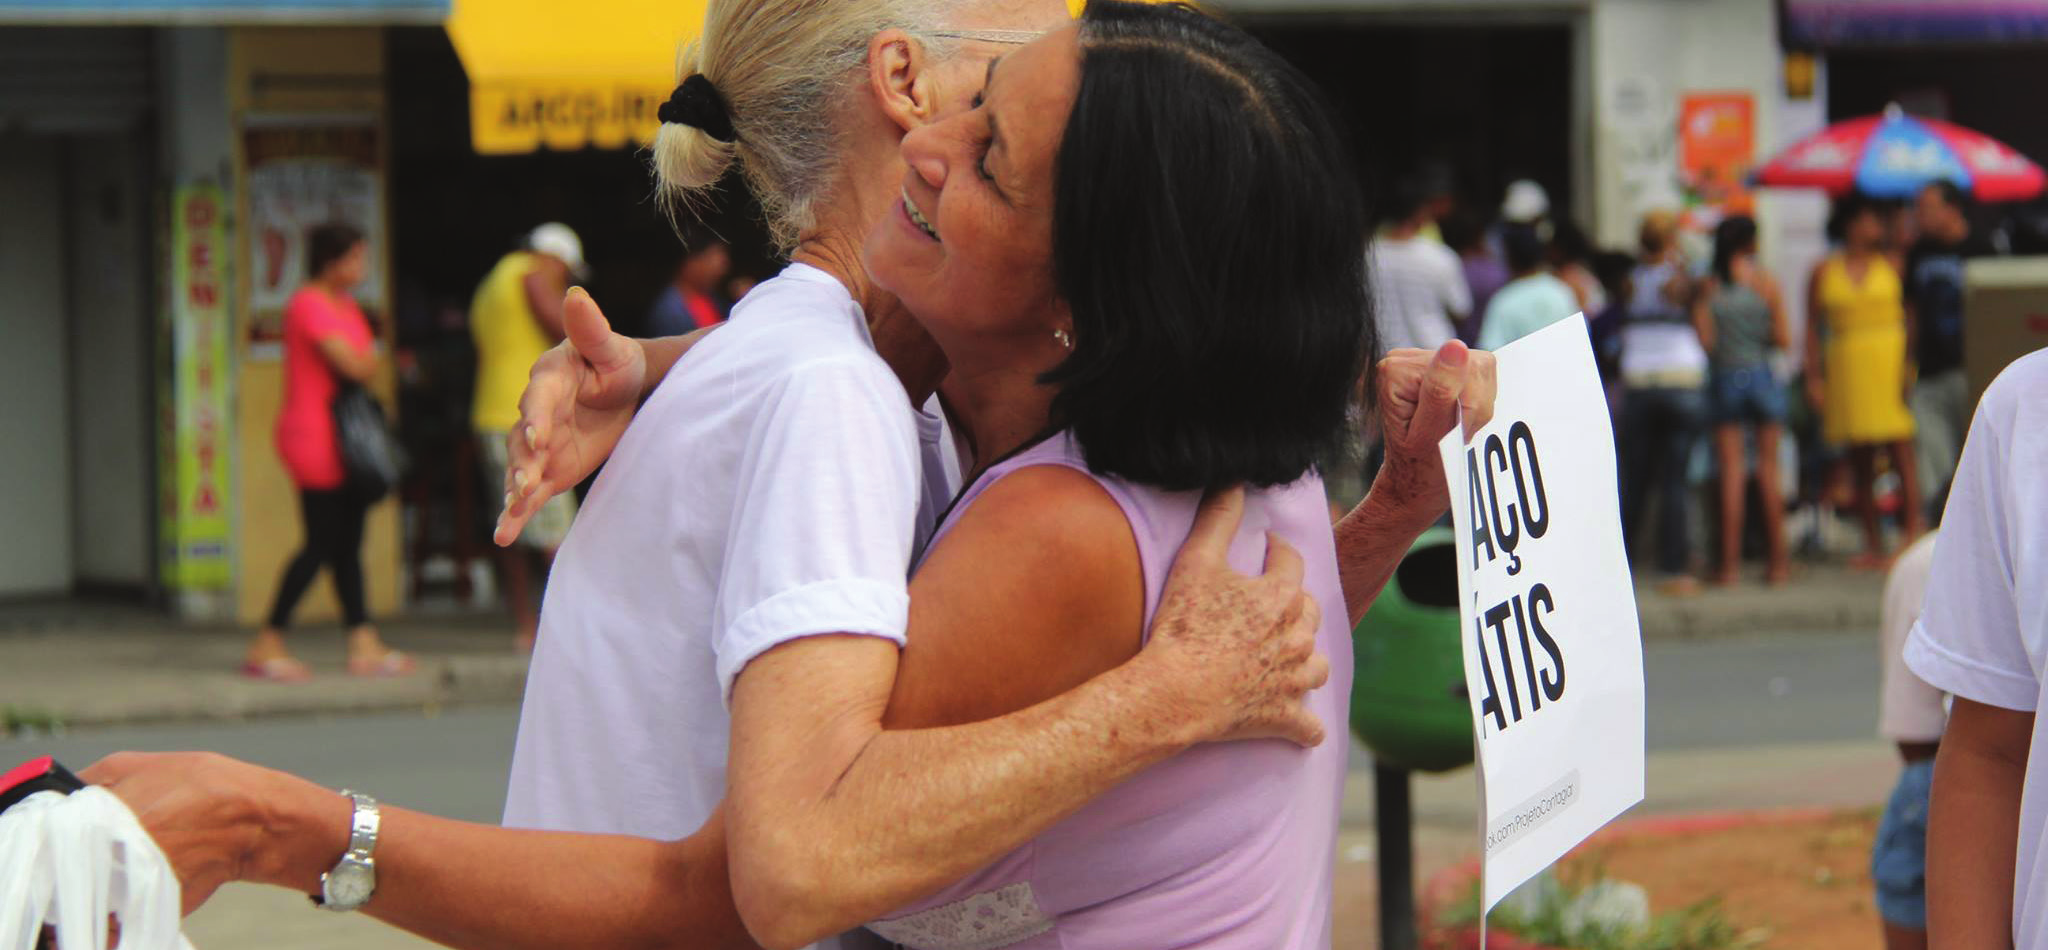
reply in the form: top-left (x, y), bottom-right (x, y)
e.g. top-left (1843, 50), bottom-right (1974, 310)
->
top-left (446, 0), bottom-right (704, 154)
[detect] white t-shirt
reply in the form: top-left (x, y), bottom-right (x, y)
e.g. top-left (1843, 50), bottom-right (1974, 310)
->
top-left (502, 264), bottom-right (944, 948)
top-left (1879, 532), bottom-right (1945, 742)
top-left (1368, 235), bottom-right (1471, 352)
top-left (1903, 348), bottom-right (2048, 947)
top-left (1618, 260), bottom-right (1709, 381)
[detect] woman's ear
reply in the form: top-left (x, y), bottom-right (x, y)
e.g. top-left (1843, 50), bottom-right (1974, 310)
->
top-left (867, 29), bottom-right (938, 133)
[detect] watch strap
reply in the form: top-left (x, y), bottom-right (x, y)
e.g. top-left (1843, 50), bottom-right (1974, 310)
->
top-left (312, 789), bottom-right (380, 911)
top-left (340, 789), bottom-right (380, 859)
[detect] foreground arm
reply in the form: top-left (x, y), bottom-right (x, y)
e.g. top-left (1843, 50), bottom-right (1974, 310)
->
top-left (82, 752), bottom-right (756, 950)
top-left (724, 488), bottom-right (1326, 949)
top-left (1336, 340), bottom-right (1498, 623)
top-left (81, 493), bottom-right (1307, 950)
top-left (1927, 698), bottom-right (2031, 949)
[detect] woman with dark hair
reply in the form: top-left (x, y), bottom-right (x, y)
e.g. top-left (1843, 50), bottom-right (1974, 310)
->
top-left (856, 4), bottom-right (1368, 940)
top-left (246, 222), bottom-right (413, 680)
top-left (1806, 192), bottom-right (1922, 568)
top-left (1693, 214), bottom-right (1791, 585)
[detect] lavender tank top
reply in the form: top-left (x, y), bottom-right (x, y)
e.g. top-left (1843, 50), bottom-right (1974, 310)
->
top-left (866, 433), bottom-right (1354, 950)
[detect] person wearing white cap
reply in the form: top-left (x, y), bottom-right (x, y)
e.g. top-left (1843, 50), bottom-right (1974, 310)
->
top-left (470, 223), bottom-right (588, 651)
top-left (1500, 179), bottom-right (1550, 226)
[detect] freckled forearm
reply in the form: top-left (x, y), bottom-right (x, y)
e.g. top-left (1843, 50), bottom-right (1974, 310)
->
top-left (731, 657), bottom-right (1199, 945)
top-left (1336, 489), bottom-right (1438, 625)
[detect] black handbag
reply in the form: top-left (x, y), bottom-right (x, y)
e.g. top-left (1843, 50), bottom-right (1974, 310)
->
top-left (332, 383), bottom-right (407, 501)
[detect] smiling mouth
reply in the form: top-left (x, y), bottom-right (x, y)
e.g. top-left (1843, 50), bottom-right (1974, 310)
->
top-left (903, 187), bottom-right (940, 241)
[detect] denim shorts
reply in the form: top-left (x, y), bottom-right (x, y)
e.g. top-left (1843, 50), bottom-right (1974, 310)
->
top-left (1709, 366), bottom-right (1787, 426)
top-left (1871, 758), bottom-right (1934, 928)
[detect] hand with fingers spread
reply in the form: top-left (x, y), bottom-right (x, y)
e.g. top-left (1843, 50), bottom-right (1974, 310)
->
top-left (494, 289), bottom-right (648, 546)
top-left (1140, 487), bottom-right (1332, 748)
top-left (1370, 339), bottom-right (1500, 525)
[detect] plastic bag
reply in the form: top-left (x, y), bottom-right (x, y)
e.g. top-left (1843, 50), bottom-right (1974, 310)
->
top-left (0, 787), bottom-right (194, 950)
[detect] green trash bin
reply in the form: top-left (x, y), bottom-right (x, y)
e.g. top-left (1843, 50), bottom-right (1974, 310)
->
top-left (1350, 526), bottom-right (1474, 774)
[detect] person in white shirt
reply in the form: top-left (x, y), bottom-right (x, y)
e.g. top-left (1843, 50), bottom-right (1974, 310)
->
top-left (1616, 209), bottom-right (1711, 595)
top-left (1874, 531), bottom-right (1944, 950)
top-left (1368, 175), bottom-right (1471, 352)
top-left (1901, 349), bottom-right (2048, 948)
top-left (1477, 223), bottom-right (1579, 350)
top-left (82, 0), bottom-right (1499, 947)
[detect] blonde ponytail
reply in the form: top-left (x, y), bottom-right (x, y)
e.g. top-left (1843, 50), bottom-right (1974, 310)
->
top-left (649, 0), bottom-right (969, 250)
top-left (651, 43), bottom-right (738, 211)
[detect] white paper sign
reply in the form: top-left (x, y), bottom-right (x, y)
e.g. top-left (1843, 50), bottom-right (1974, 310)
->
top-left (1437, 315), bottom-right (1647, 911)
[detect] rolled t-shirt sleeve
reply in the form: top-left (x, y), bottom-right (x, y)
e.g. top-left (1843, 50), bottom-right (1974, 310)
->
top-left (711, 356), bottom-right (924, 703)
top-left (1904, 385), bottom-right (2034, 711)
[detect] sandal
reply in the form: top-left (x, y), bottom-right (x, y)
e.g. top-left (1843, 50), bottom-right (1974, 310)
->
top-left (347, 650), bottom-right (417, 678)
top-left (1848, 552), bottom-right (1894, 572)
top-left (242, 657), bottom-right (313, 683)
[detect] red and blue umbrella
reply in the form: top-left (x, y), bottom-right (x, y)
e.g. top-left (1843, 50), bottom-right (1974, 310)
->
top-left (1754, 105), bottom-right (2045, 201)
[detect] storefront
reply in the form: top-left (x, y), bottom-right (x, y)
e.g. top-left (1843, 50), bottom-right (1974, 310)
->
top-left (0, 1), bottom-right (441, 622)
top-left (1220, 0), bottom-right (1588, 237)
top-left (1788, 0), bottom-right (2048, 251)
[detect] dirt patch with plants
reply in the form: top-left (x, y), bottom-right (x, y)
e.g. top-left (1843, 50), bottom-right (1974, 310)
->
top-left (1424, 810), bottom-right (1885, 950)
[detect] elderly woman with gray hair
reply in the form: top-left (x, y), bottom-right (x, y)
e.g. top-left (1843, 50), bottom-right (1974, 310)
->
top-left (79, 0), bottom-right (1495, 947)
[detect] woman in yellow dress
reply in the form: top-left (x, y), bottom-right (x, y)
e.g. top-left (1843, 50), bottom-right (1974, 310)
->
top-left (1804, 193), bottom-right (1923, 567)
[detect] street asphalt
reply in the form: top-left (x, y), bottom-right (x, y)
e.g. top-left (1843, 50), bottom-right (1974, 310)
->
top-left (1, 628), bottom-right (1891, 950)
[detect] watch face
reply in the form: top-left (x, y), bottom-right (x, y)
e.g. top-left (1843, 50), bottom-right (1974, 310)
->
top-left (325, 860), bottom-right (375, 908)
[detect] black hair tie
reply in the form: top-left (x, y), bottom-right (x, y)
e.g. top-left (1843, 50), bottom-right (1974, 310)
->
top-left (658, 74), bottom-right (737, 143)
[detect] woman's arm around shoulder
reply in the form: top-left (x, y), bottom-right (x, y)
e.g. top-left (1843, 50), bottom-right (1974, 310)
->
top-left (885, 463), bottom-right (1147, 729)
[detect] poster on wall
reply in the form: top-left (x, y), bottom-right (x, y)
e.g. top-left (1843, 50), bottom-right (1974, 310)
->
top-left (1678, 92), bottom-right (1757, 234)
top-left (164, 184), bottom-right (235, 590)
top-left (244, 119), bottom-right (385, 359)
top-left (1437, 316), bottom-right (1647, 912)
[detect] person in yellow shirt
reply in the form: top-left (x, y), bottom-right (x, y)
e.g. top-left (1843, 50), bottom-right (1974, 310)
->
top-left (1804, 194), bottom-right (1923, 570)
top-left (472, 223), bottom-right (584, 651)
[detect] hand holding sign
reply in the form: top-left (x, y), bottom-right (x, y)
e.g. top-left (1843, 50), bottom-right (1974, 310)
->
top-left (1372, 341), bottom-right (1501, 528)
top-left (1437, 316), bottom-right (1646, 912)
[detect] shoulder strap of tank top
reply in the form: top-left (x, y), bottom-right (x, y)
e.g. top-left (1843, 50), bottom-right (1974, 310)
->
top-left (931, 426), bottom-right (1067, 532)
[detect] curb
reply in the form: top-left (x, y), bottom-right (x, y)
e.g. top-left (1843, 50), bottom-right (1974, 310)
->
top-left (9, 656), bottom-right (531, 733)
top-left (1636, 601), bottom-right (1880, 640)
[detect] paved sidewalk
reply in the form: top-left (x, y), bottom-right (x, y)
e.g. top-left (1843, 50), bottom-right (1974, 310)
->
top-left (1632, 562), bottom-right (1881, 639)
top-left (0, 607), bottom-right (531, 731)
top-left (0, 561), bottom-right (1881, 732)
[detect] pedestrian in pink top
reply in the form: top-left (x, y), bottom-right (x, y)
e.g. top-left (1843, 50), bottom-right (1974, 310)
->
top-left (246, 221), bottom-right (413, 681)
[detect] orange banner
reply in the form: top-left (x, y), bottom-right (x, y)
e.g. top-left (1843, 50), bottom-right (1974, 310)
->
top-left (1678, 92), bottom-right (1756, 232)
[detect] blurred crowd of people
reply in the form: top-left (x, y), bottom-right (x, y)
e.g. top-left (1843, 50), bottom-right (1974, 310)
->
top-left (248, 220), bottom-right (748, 673)
top-left (260, 167), bottom-right (2000, 665)
top-left (1367, 173), bottom-right (1997, 592)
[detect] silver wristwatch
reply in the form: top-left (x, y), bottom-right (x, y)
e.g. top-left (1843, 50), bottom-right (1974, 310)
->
top-left (314, 789), bottom-right (380, 912)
